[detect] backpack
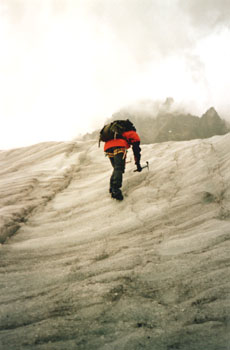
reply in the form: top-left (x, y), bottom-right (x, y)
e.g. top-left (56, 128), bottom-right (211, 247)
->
top-left (99, 119), bottom-right (136, 146)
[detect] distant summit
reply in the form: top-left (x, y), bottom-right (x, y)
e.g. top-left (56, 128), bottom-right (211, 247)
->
top-left (199, 107), bottom-right (228, 138)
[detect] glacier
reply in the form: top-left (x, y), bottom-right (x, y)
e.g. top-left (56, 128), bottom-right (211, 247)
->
top-left (0, 134), bottom-right (230, 349)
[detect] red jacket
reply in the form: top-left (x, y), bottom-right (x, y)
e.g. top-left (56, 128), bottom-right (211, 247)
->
top-left (104, 130), bottom-right (140, 151)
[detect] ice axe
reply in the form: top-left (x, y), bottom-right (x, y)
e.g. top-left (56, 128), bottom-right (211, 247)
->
top-left (134, 161), bottom-right (149, 172)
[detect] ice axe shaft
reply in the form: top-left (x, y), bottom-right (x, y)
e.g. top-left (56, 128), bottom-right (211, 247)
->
top-left (134, 161), bottom-right (149, 172)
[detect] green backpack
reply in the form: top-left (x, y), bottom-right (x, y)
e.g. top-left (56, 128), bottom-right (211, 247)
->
top-left (99, 119), bottom-right (136, 146)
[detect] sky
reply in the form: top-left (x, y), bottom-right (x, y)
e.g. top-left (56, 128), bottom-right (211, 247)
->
top-left (0, 0), bottom-right (230, 149)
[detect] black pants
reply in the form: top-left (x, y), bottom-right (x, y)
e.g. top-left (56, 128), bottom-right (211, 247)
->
top-left (107, 149), bottom-right (126, 192)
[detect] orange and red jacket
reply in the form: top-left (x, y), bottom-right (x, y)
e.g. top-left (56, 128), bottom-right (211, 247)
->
top-left (104, 130), bottom-right (140, 152)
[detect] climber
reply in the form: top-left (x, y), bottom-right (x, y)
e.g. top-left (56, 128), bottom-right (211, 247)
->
top-left (99, 120), bottom-right (142, 201)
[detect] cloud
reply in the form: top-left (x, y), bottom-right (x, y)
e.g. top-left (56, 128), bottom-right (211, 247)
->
top-left (86, 0), bottom-right (192, 63)
top-left (179, 0), bottom-right (230, 31)
top-left (1, 0), bottom-right (230, 149)
top-left (87, 0), bottom-right (230, 62)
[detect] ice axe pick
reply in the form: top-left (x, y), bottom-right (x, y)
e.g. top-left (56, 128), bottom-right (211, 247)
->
top-left (134, 161), bottom-right (149, 172)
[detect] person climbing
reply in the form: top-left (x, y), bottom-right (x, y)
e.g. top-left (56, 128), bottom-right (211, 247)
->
top-left (99, 119), bottom-right (142, 201)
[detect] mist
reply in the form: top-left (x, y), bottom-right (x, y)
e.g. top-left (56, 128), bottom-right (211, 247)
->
top-left (1, 0), bottom-right (230, 149)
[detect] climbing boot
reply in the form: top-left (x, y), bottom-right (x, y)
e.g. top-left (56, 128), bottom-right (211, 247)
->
top-left (111, 189), bottom-right (123, 201)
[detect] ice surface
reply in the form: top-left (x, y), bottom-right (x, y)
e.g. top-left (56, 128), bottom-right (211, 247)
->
top-left (0, 135), bottom-right (230, 349)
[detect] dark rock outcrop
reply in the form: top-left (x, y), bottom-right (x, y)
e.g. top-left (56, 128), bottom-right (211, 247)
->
top-left (200, 107), bottom-right (228, 138)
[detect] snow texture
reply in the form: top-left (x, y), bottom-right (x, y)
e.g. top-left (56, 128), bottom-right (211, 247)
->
top-left (0, 135), bottom-right (230, 350)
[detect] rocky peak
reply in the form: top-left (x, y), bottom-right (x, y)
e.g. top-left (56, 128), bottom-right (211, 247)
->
top-left (201, 107), bottom-right (220, 120)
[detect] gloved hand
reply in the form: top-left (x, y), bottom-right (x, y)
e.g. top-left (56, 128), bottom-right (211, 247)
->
top-left (136, 163), bottom-right (142, 172)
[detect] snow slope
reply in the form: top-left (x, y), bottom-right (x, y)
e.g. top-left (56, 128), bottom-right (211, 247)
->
top-left (0, 135), bottom-right (230, 350)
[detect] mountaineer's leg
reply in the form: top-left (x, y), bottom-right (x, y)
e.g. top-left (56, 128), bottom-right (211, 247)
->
top-left (111, 152), bottom-right (125, 200)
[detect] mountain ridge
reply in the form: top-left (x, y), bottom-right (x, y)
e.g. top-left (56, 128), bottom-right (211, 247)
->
top-left (83, 101), bottom-right (230, 144)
